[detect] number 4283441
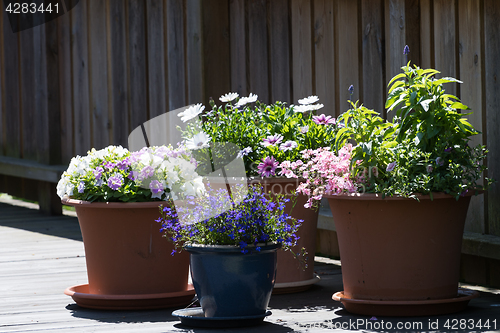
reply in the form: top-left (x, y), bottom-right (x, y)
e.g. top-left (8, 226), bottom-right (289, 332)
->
top-left (5, 2), bottom-right (59, 14)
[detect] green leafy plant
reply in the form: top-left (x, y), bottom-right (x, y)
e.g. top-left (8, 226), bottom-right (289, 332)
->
top-left (334, 61), bottom-right (491, 198)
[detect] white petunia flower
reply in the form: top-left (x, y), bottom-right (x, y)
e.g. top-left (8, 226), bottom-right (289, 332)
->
top-left (185, 132), bottom-right (211, 150)
top-left (293, 103), bottom-right (324, 113)
top-left (298, 95), bottom-right (319, 105)
top-left (236, 93), bottom-right (258, 107)
top-left (178, 103), bottom-right (205, 122)
top-left (219, 92), bottom-right (239, 103)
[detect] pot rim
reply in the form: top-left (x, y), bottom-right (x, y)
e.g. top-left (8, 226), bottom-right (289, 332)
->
top-left (323, 189), bottom-right (484, 201)
top-left (184, 242), bottom-right (281, 253)
top-left (61, 196), bottom-right (167, 208)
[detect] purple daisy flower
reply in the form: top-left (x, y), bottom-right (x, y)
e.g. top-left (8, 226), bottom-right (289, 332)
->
top-left (444, 147), bottom-right (453, 153)
top-left (108, 173), bottom-right (124, 191)
top-left (280, 140), bottom-right (298, 152)
top-left (258, 156), bottom-right (279, 177)
top-left (312, 114), bottom-right (336, 125)
top-left (261, 134), bottom-right (284, 147)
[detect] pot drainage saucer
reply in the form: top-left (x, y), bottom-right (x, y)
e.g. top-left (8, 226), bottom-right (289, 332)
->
top-left (273, 273), bottom-right (321, 294)
top-left (172, 307), bottom-right (271, 328)
top-left (64, 284), bottom-right (195, 310)
top-left (332, 288), bottom-right (479, 316)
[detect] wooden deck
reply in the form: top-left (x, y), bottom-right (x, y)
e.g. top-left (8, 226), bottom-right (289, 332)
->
top-left (1, 197), bottom-right (500, 333)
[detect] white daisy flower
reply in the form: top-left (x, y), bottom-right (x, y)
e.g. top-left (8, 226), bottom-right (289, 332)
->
top-left (185, 132), bottom-right (211, 150)
top-left (178, 103), bottom-right (205, 122)
top-left (293, 103), bottom-right (324, 113)
top-left (236, 93), bottom-right (258, 107)
top-left (219, 92), bottom-right (239, 103)
top-left (298, 95), bottom-right (319, 105)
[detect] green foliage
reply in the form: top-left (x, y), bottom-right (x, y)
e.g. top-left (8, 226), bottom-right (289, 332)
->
top-left (338, 63), bottom-right (492, 198)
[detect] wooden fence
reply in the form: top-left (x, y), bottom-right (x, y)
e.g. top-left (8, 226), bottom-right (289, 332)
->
top-left (0, 0), bottom-right (499, 238)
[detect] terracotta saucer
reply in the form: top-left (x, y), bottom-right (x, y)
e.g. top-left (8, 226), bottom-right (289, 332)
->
top-left (64, 284), bottom-right (196, 310)
top-left (273, 273), bottom-right (320, 294)
top-left (172, 307), bottom-right (271, 328)
top-left (333, 288), bottom-right (479, 316)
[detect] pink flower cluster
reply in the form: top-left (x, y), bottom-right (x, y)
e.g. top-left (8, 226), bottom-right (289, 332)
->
top-left (279, 144), bottom-right (359, 208)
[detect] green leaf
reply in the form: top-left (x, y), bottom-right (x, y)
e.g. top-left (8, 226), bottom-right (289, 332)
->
top-left (388, 80), bottom-right (405, 94)
top-left (450, 102), bottom-right (470, 110)
top-left (421, 68), bottom-right (440, 76)
top-left (433, 77), bottom-right (463, 86)
top-left (387, 73), bottom-right (406, 87)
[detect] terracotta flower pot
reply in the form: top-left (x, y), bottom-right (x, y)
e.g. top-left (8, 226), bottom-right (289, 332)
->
top-left (325, 192), bottom-right (480, 316)
top-left (249, 178), bottom-right (320, 293)
top-left (62, 198), bottom-right (194, 309)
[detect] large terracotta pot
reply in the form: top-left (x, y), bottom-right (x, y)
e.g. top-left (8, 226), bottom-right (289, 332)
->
top-left (249, 178), bottom-right (320, 293)
top-left (325, 192), bottom-right (480, 316)
top-left (62, 198), bottom-right (194, 309)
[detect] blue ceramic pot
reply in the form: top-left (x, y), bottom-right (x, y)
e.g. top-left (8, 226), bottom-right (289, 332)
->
top-left (185, 243), bottom-right (280, 317)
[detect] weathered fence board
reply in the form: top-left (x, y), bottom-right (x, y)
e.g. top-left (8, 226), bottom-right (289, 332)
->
top-left (360, 0), bottom-right (385, 114)
top-left (336, 0), bottom-right (359, 113)
top-left (433, 0), bottom-right (458, 96)
top-left (186, 0), bottom-right (204, 104)
top-left (269, 0), bottom-right (291, 104)
top-left (248, 0), bottom-right (269, 103)
top-left (291, 0), bottom-right (313, 103)
top-left (108, 0), bottom-right (129, 148)
top-left (166, 0), bottom-right (187, 111)
top-left (201, 0), bottom-right (230, 103)
top-left (459, 0), bottom-right (485, 234)
top-left (229, 0), bottom-right (247, 97)
top-left (127, 0), bottom-right (148, 131)
top-left (146, 0), bottom-right (167, 118)
top-left (88, 0), bottom-right (110, 150)
top-left (70, 1), bottom-right (91, 155)
top-left (484, 0), bottom-right (500, 237)
top-left (313, 0), bottom-right (335, 115)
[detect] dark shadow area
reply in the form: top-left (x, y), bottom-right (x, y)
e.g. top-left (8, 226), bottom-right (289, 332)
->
top-left (0, 201), bottom-right (82, 241)
top-left (172, 321), bottom-right (294, 332)
top-left (65, 303), bottom-right (178, 324)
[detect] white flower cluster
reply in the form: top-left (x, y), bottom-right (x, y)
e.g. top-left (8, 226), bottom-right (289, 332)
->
top-left (56, 145), bottom-right (205, 202)
top-left (293, 95), bottom-right (324, 113)
top-left (130, 146), bottom-right (205, 200)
